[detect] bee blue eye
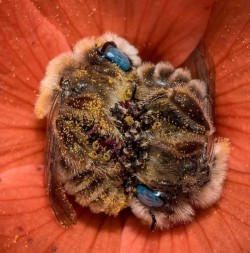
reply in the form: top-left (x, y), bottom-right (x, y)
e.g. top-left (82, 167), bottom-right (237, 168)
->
top-left (136, 185), bottom-right (165, 208)
top-left (98, 42), bottom-right (131, 71)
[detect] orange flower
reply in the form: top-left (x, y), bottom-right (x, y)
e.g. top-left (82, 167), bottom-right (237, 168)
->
top-left (0, 0), bottom-right (249, 252)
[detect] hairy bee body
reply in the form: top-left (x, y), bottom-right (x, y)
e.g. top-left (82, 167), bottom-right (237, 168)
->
top-left (35, 33), bottom-right (229, 229)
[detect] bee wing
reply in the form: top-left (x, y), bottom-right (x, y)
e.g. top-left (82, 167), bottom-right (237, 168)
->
top-left (45, 93), bottom-right (77, 227)
top-left (182, 41), bottom-right (215, 118)
top-left (182, 41), bottom-right (215, 157)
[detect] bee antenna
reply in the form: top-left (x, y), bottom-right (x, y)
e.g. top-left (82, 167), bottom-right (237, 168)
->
top-left (149, 210), bottom-right (157, 231)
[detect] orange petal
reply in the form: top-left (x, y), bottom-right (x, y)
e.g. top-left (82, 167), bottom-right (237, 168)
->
top-left (0, 165), bottom-right (125, 252)
top-left (32, 0), bottom-right (214, 66)
top-left (0, 0), bottom-right (70, 172)
top-left (206, 0), bottom-right (250, 181)
top-left (192, 0), bottom-right (250, 251)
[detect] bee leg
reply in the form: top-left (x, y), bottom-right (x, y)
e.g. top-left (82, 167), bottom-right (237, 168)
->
top-left (149, 210), bottom-right (157, 231)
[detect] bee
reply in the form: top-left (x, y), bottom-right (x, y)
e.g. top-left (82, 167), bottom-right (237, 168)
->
top-left (35, 33), bottom-right (230, 230)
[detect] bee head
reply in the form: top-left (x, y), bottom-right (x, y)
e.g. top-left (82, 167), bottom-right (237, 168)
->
top-left (73, 33), bottom-right (141, 70)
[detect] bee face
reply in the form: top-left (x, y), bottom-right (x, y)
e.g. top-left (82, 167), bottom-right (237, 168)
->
top-left (35, 34), bottom-right (229, 230)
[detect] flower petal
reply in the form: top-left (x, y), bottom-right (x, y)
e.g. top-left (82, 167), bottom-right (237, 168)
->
top-left (206, 0), bottom-right (250, 179)
top-left (32, 0), bottom-right (214, 66)
top-left (203, 0), bottom-right (250, 251)
top-left (0, 165), bottom-right (125, 253)
top-left (0, 0), bottom-right (70, 171)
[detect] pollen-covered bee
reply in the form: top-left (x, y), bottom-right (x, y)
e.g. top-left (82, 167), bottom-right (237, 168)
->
top-left (35, 33), bottom-right (230, 230)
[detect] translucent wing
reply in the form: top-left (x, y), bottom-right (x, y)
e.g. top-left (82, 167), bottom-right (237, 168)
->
top-left (180, 41), bottom-right (216, 164)
top-left (182, 41), bottom-right (215, 119)
top-left (45, 93), bottom-right (77, 227)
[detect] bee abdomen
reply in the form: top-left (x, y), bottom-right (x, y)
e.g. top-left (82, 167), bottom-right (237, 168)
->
top-left (160, 103), bottom-right (207, 134)
top-left (88, 187), bottom-right (128, 215)
top-left (64, 170), bottom-right (94, 195)
top-left (75, 179), bottom-right (106, 205)
top-left (170, 91), bottom-right (210, 131)
top-left (66, 171), bottom-right (128, 215)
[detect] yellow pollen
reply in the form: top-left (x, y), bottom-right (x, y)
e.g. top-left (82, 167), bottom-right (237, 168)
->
top-left (103, 151), bottom-right (111, 161)
top-left (152, 121), bottom-right (161, 129)
top-left (89, 151), bottom-right (99, 159)
top-left (92, 141), bottom-right (100, 150)
top-left (124, 116), bottom-right (134, 125)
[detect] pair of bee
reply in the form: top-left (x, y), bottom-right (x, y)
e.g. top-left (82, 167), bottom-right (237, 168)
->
top-left (35, 33), bottom-right (229, 230)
